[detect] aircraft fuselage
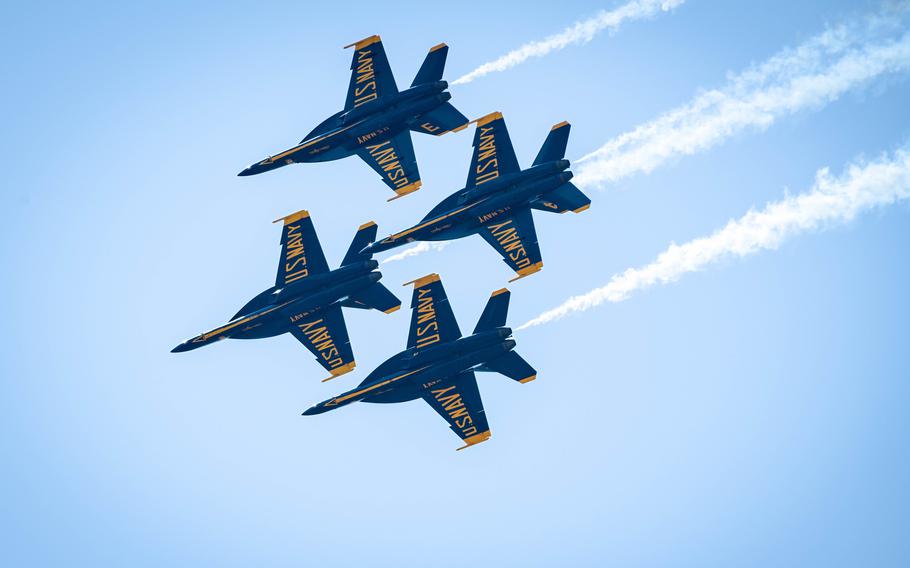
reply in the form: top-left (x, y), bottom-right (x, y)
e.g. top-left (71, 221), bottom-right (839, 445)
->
top-left (303, 327), bottom-right (515, 415)
top-left (239, 82), bottom-right (450, 176)
top-left (365, 160), bottom-right (573, 253)
top-left (171, 260), bottom-right (380, 352)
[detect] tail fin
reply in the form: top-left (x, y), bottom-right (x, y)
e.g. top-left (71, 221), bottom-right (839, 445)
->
top-left (341, 221), bottom-right (378, 266)
top-left (411, 43), bottom-right (448, 86)
top-left (473, 288), bottom-right (510, 333)
top-left (532, 121), bottom-right (570, 166)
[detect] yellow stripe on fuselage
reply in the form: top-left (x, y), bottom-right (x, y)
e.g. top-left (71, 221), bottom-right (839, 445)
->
top-left (200, 299), bottom-right (297, 340)
top-left (265, 124), bottom-right (357, 164)
top-left (384, 196), bottom-right (491, 243)
top-left (331, 366), bottom-right (430, 405)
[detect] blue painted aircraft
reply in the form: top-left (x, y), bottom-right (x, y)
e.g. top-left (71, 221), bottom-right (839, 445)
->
top-left (303, 274), bottom-right (536, 451)
top-left (361, 112), bottom-right (591, 280)
top-left (238, 35), bottom-right (470, 201)
top-left (172, 210), bottom-right (400, 381)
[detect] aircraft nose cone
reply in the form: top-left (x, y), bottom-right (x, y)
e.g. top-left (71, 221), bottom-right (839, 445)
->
top-left (171, 342), bottom-right (190, 353)
top-left (237, 167), bottom-right (253, 176)
top-left (301, 406), bottom-right (319, 416)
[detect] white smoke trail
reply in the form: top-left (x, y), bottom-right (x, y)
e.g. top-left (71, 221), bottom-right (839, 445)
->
top-left (519, 147), bottom-right (910, 329)
top-left (452, 0), bottom-right (685, 85)
top-left (381, 241), bottom-right (450, 264)
top-left (574, 15), bottom-right (910, 187)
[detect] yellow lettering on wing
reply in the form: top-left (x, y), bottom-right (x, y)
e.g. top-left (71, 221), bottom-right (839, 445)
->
top-left (353, 49), bottom-right (378, 106)
top-left (430, 385), bottom-right (478, 437)
top-left (366, 140), bottom-right (410, 189)
top-left (284, 223), bottom-right (309, 283)
top-left (413, 287), bottom-right (441, 348)
top-left (486, 219), bottom-right (531, 269)
top-left (297, 318), bottom-right (344, 369)
top-left (474, 126), bottom-right (499, 186)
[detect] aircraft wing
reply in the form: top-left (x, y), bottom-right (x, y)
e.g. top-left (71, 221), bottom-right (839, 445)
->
top-left (411, 102), bottom-right (470, 136)
top-left (274, 210), bottom-right (330, 287)
top-left (355, 131), bottom-right (422, 201)
top-left (286, 304), bottom-right (356, 381)
top-left (422, 371), bottom-right (491, 450)
top-left (477, 208), bottom-right (543, 281)
top-left (344, 35), bottom-right (398, 110)
top-left (466, 112), bottom-right (521, 189)
top-left (404, 273), bottom-right (461, 350)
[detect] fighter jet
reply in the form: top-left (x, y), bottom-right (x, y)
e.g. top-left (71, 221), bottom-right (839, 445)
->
top-left (303, 273), bottom-right (536, 451)
top-left (172, 210), bottom-right (400, 381)
top-left (238, 35), bottom-right (470, 202)
top-left (361, 112), bottom-right (591, 280)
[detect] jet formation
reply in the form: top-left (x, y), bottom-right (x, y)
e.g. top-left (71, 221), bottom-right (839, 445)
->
top-left (176, 35), bottom-right (592, 450)
top-left (238, 35), bottom-right (469, 202)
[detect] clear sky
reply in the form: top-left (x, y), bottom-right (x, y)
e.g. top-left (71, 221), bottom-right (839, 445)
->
top-left (2, 1), bottom-right (909, 566)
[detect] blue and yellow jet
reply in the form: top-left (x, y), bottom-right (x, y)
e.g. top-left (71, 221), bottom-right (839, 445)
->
top-left (172, 210), bottom-right (400, 381)
top-left (238, 35), bottom-right (470, 201)
top-left (304, 274), bottom-right (536, 450)
top-left (362, 112), bottom-right (591, 280)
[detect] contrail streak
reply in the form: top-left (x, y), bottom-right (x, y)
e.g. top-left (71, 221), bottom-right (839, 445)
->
top-left (519, 147), bottom-right (910, 329)
top-left (574, 15), bottom-right (910, 187)
top-left (452, 0), bottom-right (685, 85)
top-left (380, 242), bottom-right (450, 264)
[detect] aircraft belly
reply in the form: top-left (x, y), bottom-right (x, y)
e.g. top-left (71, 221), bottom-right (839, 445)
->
top-left (231, 317), bottom-right (286, 340)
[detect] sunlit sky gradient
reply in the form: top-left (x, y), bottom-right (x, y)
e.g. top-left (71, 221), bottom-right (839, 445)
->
top-left (2, 1), bottom-right (909, 566)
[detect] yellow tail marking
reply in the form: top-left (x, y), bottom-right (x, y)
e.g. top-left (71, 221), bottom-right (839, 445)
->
top-left (358, 220), bottom-right (377, 230)
top-left (508, 261), bottom-right (543, 283)
top-left (573, 204), bottom-right (590, 213)
top-left (472, 112), bottom-right (503, 127)
top-left (518, 375), bottom-right (537, 384)
top-left (429, 42), bottom-right (447, 52)
top-left (403, 273), bottom-right (440, 288)
top-left (491, 288), bottom-right (509, 297)
top-left (383, 305), bottom-right (401, 314)
top-left (551, 120), bottom-right (570, 131)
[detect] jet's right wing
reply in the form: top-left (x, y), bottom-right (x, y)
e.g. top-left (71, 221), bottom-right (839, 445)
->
top-left (355, 130), bottom-right (422, 201)
top-left (273, 210), bottom-right (330, 287)
top-left (404, 273), bottom-right (462, 350)
top-left (477, 207), bottom-right (543, 281)
top-left (344, 35), bottom-right (398, 110)
top-left (411, 102), bottom-right (470, 136)
top-left (465, 112), bottom-right (521, 189)
top-left (421, 371), bottom-right (491, 450)
top-left (285, 304), bottom-right (356, 381)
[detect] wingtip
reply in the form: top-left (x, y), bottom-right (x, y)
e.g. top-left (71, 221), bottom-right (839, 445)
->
top-left (403, 273), bottom-right (440, 288)
top-left (508, 262), bottom-right (543, 283)
top-left (471, 111), bottom-right (503, 127)
top-left (455, 431), bottom-right (492, 451)
top-left (273, 209), bottom-right (309, 224)
top-left (386, 180), bottom-right (422, 202)
top-left (344, 35), bottom-right (381, 49)
top-left (322, 361), bottom-right (356, 382)
top-left (383, 305), bottom-right (402, 314)
top-left (518, 374), bottom-right (537, 384)
top-left (573, 204), bottom-right (591, 213)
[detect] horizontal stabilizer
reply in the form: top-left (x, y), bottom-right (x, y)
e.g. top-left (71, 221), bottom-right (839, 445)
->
top-left (341, 282), bottom-right (401, 314)
top-left (342, 221), bottom-right (378, 266)
top-left (533, 121), bottom-right (570, 166)
top-left (410, 102), bottom-right (470, 136)
top-left (476, 351), bottom-right (536, 384)
top-left (473, 288), bottom-right (510, 333)
top-left (411, 43), bottom-right (448, 86)
top-left (530, 183), bottom-right (591, 214)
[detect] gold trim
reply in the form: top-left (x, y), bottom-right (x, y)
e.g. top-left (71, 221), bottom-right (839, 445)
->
top-left (383, 305), bottom-right (401, 314)
top-left (518, 375), bottom-right (536, 384)
top-left (403, 273), bottom-right (440, 288)
top-left (573, 204), bottom-right (590, 213)
top-left (551, 120), bottom-right (570, 131)
top-left (472, 111), bottom-right (502, 127)
top-left (322, 361), bottom-right (356, 383)
top-left (508, 261), bottom-right (543, 283)
top-left (386, 180), bottom-right (422, 202)
top-left (456, 430), bottom-right (491, 451)
top-left (344, 35), bottom-right (380, 50)
top-left (273, 209), bottom-right (309, 224)
top-left (491, 288), bottom-right (509, 297)
top-left (358, 221), bottom-right (377, 230)
top-left (429, 42), bottom-right (447, 52)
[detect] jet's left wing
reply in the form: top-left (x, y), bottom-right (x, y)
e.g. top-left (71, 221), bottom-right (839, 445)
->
top-left (356, 131), bottom-right (421, 201)
top-left (285, 304), bottom-right (356, 381)
top-left (404, 273), bottom-right (461, 350)
top-left (465, 112), bottom-right (521, 189)
top-left (422, 371), bottom-right (491, 450)
top-left (274, 210), bottom-right (330, 287)
top-left (477, 208), bottom-right (543, 281)
top-left (344, 35), bottom-right (398, 110)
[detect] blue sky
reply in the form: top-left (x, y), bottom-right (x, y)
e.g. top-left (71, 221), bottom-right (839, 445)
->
top-left (2, 1), bottom-right (909, 566)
